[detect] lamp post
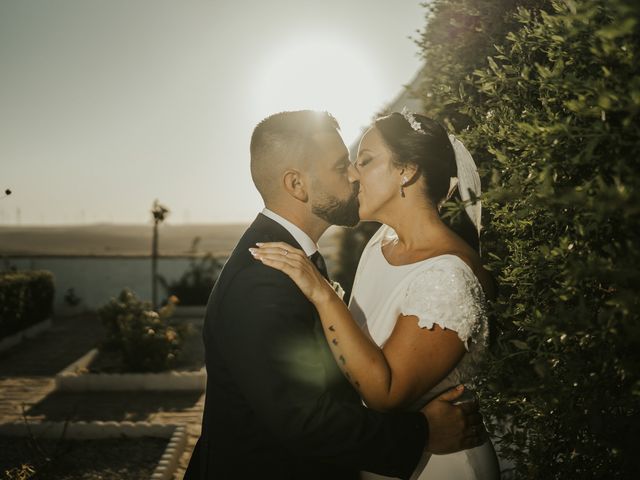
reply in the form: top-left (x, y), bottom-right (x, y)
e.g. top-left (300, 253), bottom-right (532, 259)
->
top-left (151, 199), bottom-right (169, 309)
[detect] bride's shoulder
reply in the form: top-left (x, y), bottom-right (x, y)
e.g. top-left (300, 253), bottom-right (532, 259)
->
top-left (431, 250), bottom-right (496, 301)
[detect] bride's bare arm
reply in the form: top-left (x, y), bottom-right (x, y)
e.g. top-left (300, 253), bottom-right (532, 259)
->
top-left (315, 294), bottom-right (466, 411)
top-left (252, 242), bottom-right (467, 411)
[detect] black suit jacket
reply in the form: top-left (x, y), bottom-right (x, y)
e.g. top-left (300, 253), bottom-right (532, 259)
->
top-left (184, 214), bottom-right (428, 479)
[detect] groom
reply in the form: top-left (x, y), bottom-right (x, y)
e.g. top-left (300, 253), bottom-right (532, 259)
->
top-left (184, 111), bottom-right (485, 479)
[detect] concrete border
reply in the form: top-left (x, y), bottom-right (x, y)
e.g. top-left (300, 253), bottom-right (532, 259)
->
top-left (0, 421), bottom-right (187, 480)
top-left (55, 348), bottom-right (205, 391)
top-left (0, 318), bottom-right (53, 353)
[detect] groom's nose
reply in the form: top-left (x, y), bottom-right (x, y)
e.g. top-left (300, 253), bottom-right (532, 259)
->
top-left (347, 162), bottom-right (360, 183)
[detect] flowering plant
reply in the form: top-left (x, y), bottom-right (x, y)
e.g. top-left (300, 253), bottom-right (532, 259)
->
top-left (98, 289), bottom-right (184, 372)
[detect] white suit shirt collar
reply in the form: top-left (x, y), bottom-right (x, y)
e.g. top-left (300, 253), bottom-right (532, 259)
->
top-left (260, 208), bottom-right (318, 257)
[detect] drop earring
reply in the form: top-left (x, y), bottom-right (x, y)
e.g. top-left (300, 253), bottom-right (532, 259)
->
top-left (400, 175), bottom-right (409, 198)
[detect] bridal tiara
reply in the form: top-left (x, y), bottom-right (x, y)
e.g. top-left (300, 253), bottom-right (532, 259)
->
top-left (401, 107), bottom-right (424, 134)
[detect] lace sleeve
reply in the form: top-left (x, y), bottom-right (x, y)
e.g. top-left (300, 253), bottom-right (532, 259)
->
top-left (399, 256), bottom-right (488, 350)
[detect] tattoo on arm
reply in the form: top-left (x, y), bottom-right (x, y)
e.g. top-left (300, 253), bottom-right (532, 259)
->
top-left (325, 324), bottom-right (358, 390)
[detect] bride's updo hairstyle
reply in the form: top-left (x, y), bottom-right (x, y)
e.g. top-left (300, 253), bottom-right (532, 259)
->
top-left (374, 112), bottom-right (480, 252)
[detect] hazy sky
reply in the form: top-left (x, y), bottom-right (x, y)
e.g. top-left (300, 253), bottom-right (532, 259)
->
top-left (1, 0), bottom-right (426, 225)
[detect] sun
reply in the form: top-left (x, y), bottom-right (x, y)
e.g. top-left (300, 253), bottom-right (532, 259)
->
top-left (252, 35), bottom-right (386, 146)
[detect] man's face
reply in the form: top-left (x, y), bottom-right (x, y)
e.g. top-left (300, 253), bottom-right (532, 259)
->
top-left (308, 131), bottom-right (360, 227)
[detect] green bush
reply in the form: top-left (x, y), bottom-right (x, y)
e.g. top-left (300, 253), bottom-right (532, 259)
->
top-left (98, 289), bottom-right (184, 372)
top-left (423, 0), bottom-right (639, 477)
top-left (0, 270), bottom-right (54, 339)
top-left (159, 254), bottom-right (221, 306)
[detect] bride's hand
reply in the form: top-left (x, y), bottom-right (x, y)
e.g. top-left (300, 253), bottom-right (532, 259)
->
top-left (250, 242), bottom-right (334, 305)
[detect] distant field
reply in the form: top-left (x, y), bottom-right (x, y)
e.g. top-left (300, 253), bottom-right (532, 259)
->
top-left (0, 223), bottom-right (343, 258)
top-left (0, 223), bottom-right (248, 256)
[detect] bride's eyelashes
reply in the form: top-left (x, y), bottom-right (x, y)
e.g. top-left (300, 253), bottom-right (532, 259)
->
top-left (356, 157), bottom-right (372, 169)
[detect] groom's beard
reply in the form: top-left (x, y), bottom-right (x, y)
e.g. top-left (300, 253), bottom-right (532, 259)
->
top-left (312, 183), bottom-right (360, 227)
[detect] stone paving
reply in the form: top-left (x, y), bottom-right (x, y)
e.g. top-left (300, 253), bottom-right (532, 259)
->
top-left (0, 313), bottom-right (203, 480)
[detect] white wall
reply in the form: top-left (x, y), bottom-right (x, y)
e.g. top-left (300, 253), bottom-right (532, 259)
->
top-left (4, 256), bottom-right (213, 311)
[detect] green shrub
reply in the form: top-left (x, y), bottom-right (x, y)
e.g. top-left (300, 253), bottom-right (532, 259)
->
top-left (0, 270), bottom-right (54, 339)
top-left (159, 248), bottom-right (222, 306)
top-left (420, 0), bottom-right (639, 477)
top-left (98, 289), bottom-right (183, 372)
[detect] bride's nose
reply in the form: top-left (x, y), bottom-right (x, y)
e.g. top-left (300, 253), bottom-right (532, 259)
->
top-left (347, 162), bottom-right (360, 183)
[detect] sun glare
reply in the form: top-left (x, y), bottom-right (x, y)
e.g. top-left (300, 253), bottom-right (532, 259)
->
top-left (252, 36), bottom-right (386, 146)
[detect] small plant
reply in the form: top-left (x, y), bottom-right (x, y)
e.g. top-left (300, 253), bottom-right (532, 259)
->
top-left (1, 408), bottom-right (67, 480)
top-left (3, 464), bottom-right (36, 480)
top-left (159, 237), bottom-right (222, 306)
top-left (98, 289), bottom-right (183, 372)
top-left (63, 288), bottom-right (81, 307)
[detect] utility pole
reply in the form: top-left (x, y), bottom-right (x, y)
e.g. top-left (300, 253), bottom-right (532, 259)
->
top-left (151, 199), bottom-right (169, 309)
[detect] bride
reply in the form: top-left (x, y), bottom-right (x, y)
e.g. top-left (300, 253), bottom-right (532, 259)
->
top-left (253, 110), bottom-right (500, 480)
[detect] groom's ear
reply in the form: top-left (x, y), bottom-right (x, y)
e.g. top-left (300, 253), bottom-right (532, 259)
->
top-left (282, 169), bottom-right (309, 202)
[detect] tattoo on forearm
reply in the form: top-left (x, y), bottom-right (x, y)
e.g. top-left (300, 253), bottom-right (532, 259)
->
top-left (326, 324), bottom-right (355, 387)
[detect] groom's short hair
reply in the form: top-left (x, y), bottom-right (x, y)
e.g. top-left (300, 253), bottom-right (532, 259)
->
top-left (250, 110), bottom-right (340, 201)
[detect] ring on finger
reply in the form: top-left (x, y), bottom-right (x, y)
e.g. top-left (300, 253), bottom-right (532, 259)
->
top-left (282, 249), bottom-right (289, 256)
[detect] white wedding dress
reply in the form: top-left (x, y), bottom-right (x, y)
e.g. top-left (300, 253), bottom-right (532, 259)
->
top-left (349, 225), bottom-right (500, 480)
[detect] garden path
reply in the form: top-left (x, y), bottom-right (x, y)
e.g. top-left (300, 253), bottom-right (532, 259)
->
top-left (0, 313), bottom-right (204, 480)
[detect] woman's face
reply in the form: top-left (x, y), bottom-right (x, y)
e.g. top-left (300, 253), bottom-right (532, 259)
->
top-left (351, 127), bottom-right (404, 221)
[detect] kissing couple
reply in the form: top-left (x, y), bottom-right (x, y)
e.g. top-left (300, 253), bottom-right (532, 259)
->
top-left (184, 110), bottom-right (500, 479)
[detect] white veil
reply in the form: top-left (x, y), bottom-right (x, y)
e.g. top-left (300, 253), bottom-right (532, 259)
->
top-left (447, 134), bottom-right (482, 235)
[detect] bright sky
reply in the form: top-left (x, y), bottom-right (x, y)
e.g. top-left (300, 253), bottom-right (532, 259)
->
top-left (0, 0), bottom-right (425, 225)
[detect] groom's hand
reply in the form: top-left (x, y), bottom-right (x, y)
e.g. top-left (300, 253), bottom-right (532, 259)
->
top-left (420, 385), bottom-right (487, 455)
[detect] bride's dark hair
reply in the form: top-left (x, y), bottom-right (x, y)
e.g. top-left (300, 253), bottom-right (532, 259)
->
top-left (374, 112), bottom-right (480, 252)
